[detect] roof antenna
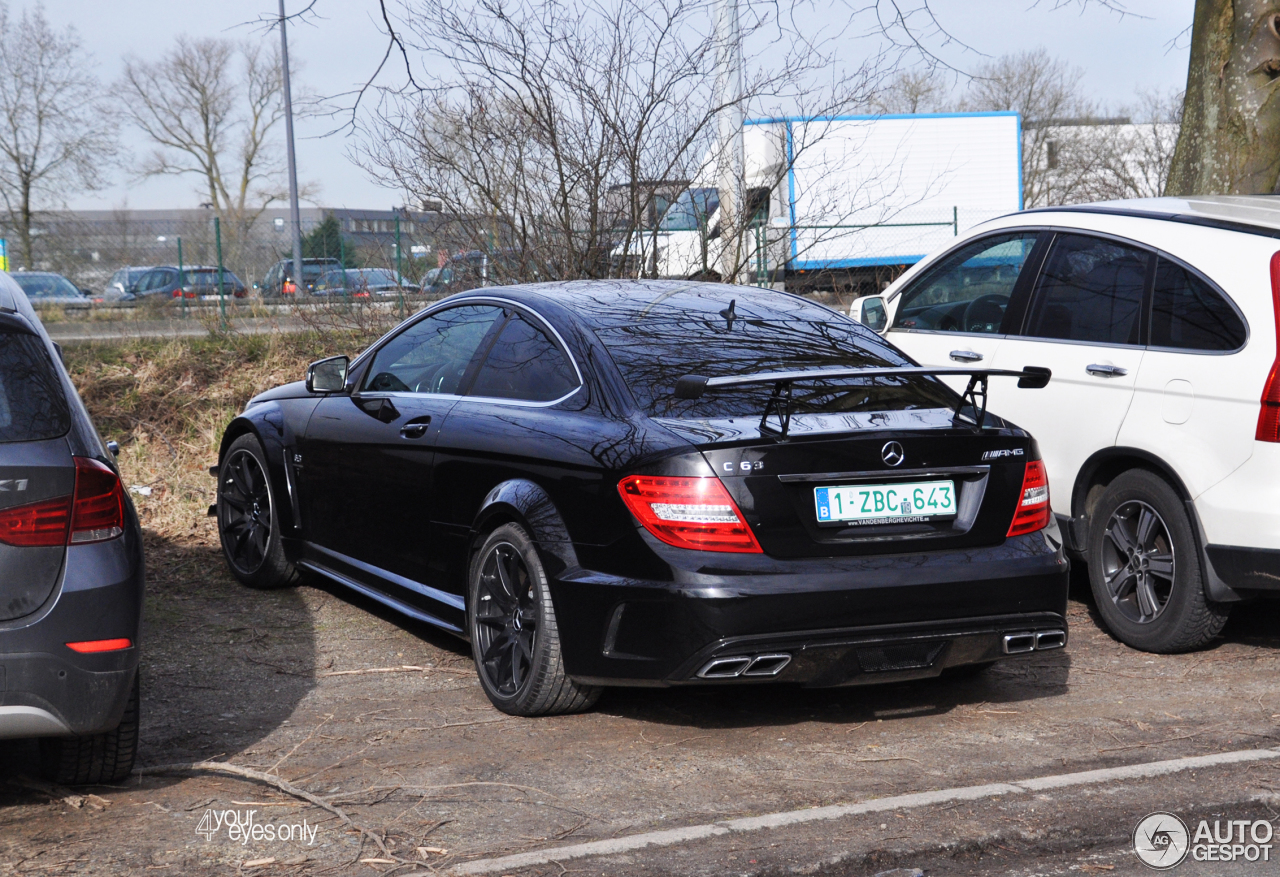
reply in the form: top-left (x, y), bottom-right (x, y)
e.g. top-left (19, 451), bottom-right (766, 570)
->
top-left (719, 298), bottom-right (737, 331)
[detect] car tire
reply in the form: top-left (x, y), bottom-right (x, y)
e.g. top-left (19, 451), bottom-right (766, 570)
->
top-left (39, 673), bottom-right (140, 785)
top-left (468, 523), bottom-right (601, 717)
top-left (217, 434), bottom-right (299, 590)
top-left (1086, 469), bottom-right (1229, 653)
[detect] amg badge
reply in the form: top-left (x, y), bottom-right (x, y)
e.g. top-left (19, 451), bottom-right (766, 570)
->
top-left (981, 448), bottom-right (1024, 461)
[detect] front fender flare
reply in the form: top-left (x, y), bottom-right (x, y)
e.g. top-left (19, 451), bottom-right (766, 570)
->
top-left (217, 407), bottom-right (302, 534)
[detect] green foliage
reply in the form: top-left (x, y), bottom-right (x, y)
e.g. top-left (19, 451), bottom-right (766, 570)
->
top-left (298, 214), bottom-right (358, 267)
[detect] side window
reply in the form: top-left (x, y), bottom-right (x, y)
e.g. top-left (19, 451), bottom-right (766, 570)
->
top-left (1150, 257), bottom-right (1246, 351)
top-left (1025, 234), bottom-right (1150, 345)
top-left (891, 232), bottom-right (1040, 334)
top-left (363, 305), bottom-right (505, 394)
top-left (469, 313), bottom-right (578, 403)
top-left (137, 270), bottom-right (161, 292)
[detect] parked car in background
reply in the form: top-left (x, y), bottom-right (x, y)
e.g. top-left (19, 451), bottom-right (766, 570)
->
top-left (851, 195), bottom-right (1280, 654)
top-left (104, 267), bottom-right (151, 301)
top-left (313, 268), bottom-right (419, 297)
top-left (212, 281), bottom-right (1066, 717)
top-left (9, 272), bottom-right (89, 305)
top-left (133, 266), bottom-right (247, 300)
top-left (424, 251), bottom-right (526, 295)
top-left (0, 272), bottom-right (144, 783)
top-left (260, 258), bottom-right (343, 297)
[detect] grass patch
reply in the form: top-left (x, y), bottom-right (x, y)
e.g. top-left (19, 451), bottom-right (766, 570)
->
top-left (64, 329), bottom-right (380, 540)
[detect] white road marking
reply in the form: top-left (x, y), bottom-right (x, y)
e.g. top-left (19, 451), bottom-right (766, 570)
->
top-left (448, 747), bottom-right (1280, 875)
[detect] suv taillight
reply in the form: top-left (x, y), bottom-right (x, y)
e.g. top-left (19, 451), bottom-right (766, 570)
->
top-left (1007, 459), bottom-right (1050, 538)
top-left (617, 475), bottom-right (762, 553)
top-left (282, 281), bottom-right (296, 294)
top-left (1257, 251), bottom-right (1280, 441)
top-left (0, 495), bottom-right (71, 546)
top-left (0, 457), bottom-right (124, 547)
top-left (70, 457), bottom-right (125, 543)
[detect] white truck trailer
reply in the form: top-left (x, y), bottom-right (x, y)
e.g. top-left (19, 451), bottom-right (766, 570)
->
top-left (648, 112), bottom-right (1023, 294)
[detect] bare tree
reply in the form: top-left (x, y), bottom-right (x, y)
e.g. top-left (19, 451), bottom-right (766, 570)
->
top-left (870, 69), bottom-right (952, 115)
top-left (116, 37), bottom-right (292, 267)
top-left (0, 3), bottom-right (114, 270)
top-left (355, 0), bottom-right (895, 286)
top-left (962, 49), bottom-right (1093, 207)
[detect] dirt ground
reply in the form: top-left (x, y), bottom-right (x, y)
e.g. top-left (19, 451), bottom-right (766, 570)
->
top-left (3, 504), bottom-right (1280, 876)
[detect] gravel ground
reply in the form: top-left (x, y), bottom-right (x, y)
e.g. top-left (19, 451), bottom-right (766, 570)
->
top-left (2, 521), bottom-right (1279, 876)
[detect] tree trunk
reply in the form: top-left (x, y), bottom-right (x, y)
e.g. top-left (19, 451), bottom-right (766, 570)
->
top-left (1168, 0), bottom-right (1280, 195)
top-left (17, 177), bottom-right (32, 270)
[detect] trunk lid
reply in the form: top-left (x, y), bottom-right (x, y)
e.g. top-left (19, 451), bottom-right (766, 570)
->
top-left (0, 326), bottom-right (75, 620)
top-left (658, 411), bottom-right (1033, 559)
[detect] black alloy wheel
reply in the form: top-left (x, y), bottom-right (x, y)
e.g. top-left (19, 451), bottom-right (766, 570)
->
top-left (217, 434), bottom-right (298, 589)
top-left (1086, 469), bottom-right (1228, 653)
top-left (474, 541), bottom-right (538, 697)
top-left (1099, 500), bottom-right (1175, 625)
top-left (468, 523), bottom-right (600, 716)
top-left (220, 447), bottom-right (272, 574)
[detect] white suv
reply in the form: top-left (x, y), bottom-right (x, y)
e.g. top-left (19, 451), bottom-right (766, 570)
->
top-left (853, 196), bottom-right (1280, 653)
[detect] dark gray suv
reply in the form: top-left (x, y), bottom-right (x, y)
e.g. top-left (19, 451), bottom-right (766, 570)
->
top-left (0, 272), bottom-right (144, 783)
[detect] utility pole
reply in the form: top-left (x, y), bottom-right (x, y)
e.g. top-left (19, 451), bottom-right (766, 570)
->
top-left (714, 0), bottom-right (744, 284)
top-left (279, 0), bottom-right (304, 295)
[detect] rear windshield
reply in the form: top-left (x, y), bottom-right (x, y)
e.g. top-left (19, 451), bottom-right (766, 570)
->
top-left (0, 333), bottom-right (71, 442)
top-left (596, 318), bottom-right (958, 419)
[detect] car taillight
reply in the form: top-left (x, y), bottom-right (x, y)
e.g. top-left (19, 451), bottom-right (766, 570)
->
top-left (283, 281), bottom-right (296, 294)
top-left (1007, 459), bottom-right (1050, 537)
top-left (0, 495), bottom-right (72, 546)
top-left (617, 475), bottom-right (762, 553)
top-left (1257, 252), bottom-right (1280, 441)
top-left (70, 457), bottom-right (124, 543)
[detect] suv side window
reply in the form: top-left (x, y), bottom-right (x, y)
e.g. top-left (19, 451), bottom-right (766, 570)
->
top-left (364, 304), bottom-right (505, 394)
top-left (1150, 257), bottom-right (1246, 352)
top-left (469, 313), bottom-right (578, 403)
top-left (1024, 233), bottom-right (1151, 345)
top-left (891, 232), bottom-right (1040, 334)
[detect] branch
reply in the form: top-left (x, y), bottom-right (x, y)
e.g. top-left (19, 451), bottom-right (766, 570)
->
top-left (134, 761), bottom-right (403, 861)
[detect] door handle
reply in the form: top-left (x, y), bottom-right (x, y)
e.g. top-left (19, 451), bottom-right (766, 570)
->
top-left (399, 416), bottom-right (431, 439)
top-left (1086, 364), bottom-right (1128, 378)
top-left (949, 349), bottom-right (983, 363)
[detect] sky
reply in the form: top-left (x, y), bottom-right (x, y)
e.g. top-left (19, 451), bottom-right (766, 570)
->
top-left (51, 0), bottom-right (1196, 212)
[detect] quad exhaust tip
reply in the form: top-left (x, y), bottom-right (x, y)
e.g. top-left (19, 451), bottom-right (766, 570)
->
top-left (697, 653), bottom-right (792, 679)
top-left (1003, 629), bottom-right (1066, 655)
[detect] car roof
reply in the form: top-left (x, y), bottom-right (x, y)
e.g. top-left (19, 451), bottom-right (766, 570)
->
top-left (452, 279), bottom-right (845, 329)
top-left (1025, 195), bottom-right (1280, 239)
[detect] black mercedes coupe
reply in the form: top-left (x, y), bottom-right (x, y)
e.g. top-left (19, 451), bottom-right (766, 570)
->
top-left (213, 281), bottom-right (1069, 716)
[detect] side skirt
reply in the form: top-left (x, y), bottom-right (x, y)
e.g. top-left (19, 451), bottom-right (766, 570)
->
top-left (298, 559), bottom-right (465, 636)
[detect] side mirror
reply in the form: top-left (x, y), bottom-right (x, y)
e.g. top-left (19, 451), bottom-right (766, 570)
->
top-left (306, 355), bottom-right (349, 393)
top-left (851, 295), bottom-right (888, 333)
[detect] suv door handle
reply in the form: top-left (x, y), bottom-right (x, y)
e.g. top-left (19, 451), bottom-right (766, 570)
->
top-left (949, 350), bottom-right (983, 363)
top-left (400, 416), bottom-right (431, 439)
top-left (1086, 364), bottom-right (1128, 378)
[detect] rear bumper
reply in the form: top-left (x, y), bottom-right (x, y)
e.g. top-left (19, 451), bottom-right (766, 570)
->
top-left (550, 527), bottom-right (1070, 687)
top-left (1206, 544), bottom-right (1280, 592)
top-left (0, 535), bottom-right (144, 738)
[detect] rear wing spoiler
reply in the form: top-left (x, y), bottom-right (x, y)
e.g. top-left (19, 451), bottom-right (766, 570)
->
top-left (673, 366), bottom-right (1052, 440)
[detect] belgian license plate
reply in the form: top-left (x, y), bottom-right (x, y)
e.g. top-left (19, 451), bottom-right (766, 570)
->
top-left (814, 480), bottom-right (956, 525)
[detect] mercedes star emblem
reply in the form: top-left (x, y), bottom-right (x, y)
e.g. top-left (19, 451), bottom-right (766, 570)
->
top-left (882, 441), bottom-right (905, 467)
